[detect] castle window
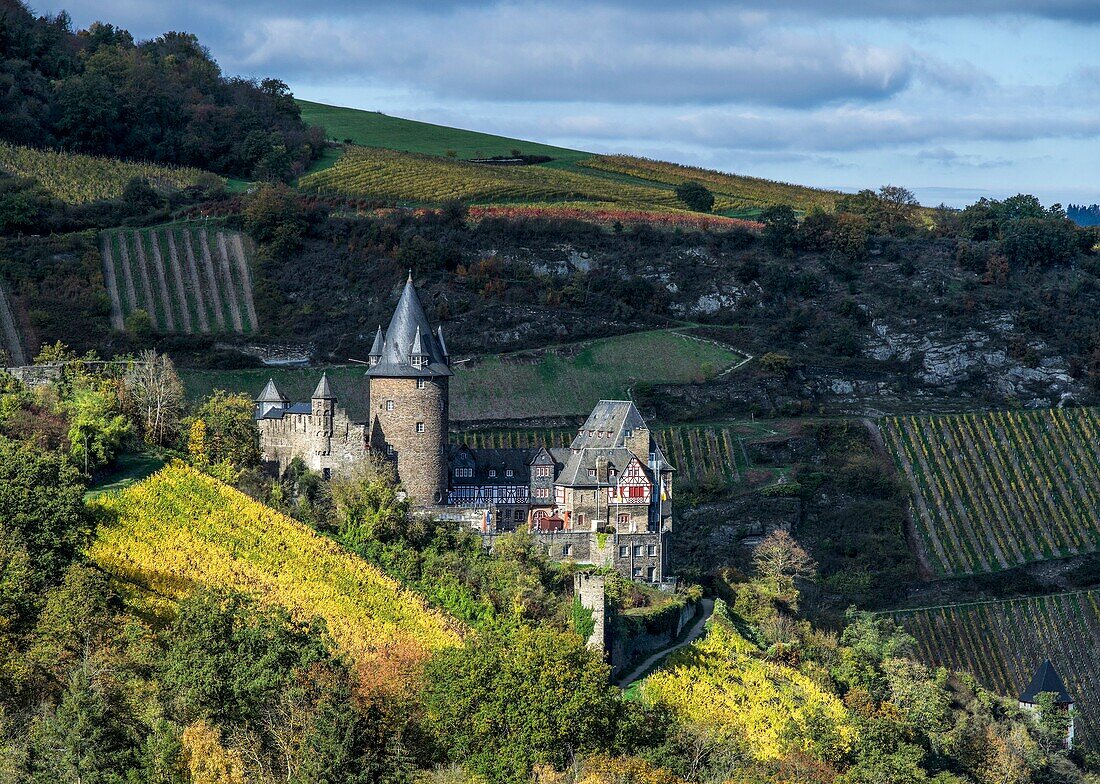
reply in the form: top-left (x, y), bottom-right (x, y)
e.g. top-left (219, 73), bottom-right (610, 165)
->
top-left (536, 466), bottom-right (551, 478)
top-left (624, 429), bottom-right (633, 437)
top-left (322, 468), bottom-right (331, 480)
top-left (536, 487), bottom-right (550, 500)
top-left (416, 422), bottom-right (425, 433)
top-left (386, 400), bottom-right (395, 411)
top-left (387, 445), bottom-right (395, 456)
top-left (647, 566), bottom-right (656, 581)
top-left (619, 545), bottom-right (628, 558)
top-left (633, 566), bottom-right (643, 578)
top-left (505, 469), bottom-right (514, 478)
top-left (633, 545), bottom-right (643, 557)
top-left (417, 378), bottom-right (426, 389)
top-left (648, 545), bottom-right (657, 556)
top-left (577, 513), bottom-right (587, 527)
top-left (562, 544), bottom-right (572, 556)
top-left (455, 467), bottom-right (473, 478)
top-left (587, 469), bottom-right (596, 478)
top-left (617, 513), bottom-right (629, 525)
top-left (488, 469), bottom-right (497, 478)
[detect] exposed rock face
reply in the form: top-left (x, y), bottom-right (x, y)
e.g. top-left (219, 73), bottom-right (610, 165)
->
top-left (865, 317), bottom-right (1081, 405)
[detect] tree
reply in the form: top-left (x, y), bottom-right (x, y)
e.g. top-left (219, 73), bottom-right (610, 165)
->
top-left (422, 625), bottom-right (619, 783)
top-left (0, 436), bottom-right (90, 589)
top-left (752, 530), bottom-right (817, 587)
top-left (188, 391), bottom-right (259, 470)
top-left (122, 350), bottom-right (183, 446)
top-left (242, 184), bottom-right (307, 259)
top-left (1001, 217), bottom-right (1078, 267)
top-left (760, 205), bottom-right (798, 255)
top-left (331, 455), bottom-right (413, 546)
top-left (675, 181), bottom-right (714, 213)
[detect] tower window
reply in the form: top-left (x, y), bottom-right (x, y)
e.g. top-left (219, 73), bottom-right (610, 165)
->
top-left (505, 469), bottom-right (514, 478)
top-left (624, 429), bottom-right (633, 437)
top-left (385, 400), bottom-right (394, 411)
top-left (488, 469), bottom-right (497, 478)
top-left (416, 422), bottom-right (425, 433)
top-left (417, 378), bottom-right (426, 389)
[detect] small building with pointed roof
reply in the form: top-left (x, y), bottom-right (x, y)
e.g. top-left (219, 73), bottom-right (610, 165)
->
top-left (1019, 659), bottom-right (1075, 748)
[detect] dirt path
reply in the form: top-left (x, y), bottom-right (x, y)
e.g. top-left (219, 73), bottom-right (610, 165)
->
top-left (230, 232), bottom-right (259, 331)
top-left (615, 598), bottom-right (713, 688)
top-left (99, 236), bottom-right (125, 331)
top-left (164, 229), bottom-right (193, 333)
top-left (196, 229), bottom-right (227, 331)
top-left (0, 283), bottom-right (27, 365)
top-left (214, 230), bottom-right (244, 333)
top-left (180, 230), bottom-right (210, 333)
top-left (116, 234), bottom-right (138, 312)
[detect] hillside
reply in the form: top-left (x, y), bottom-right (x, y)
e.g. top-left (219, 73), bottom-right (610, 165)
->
top-left (895, 591), bottom-right (1100, 749)
top-left (89, 462), bottom-right (462, 671)
top-left (880, 408), bottom-right (1100, 577)
top-left (101, 223), bottom-right (259, 335)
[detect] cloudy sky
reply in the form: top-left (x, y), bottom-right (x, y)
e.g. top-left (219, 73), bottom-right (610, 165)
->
top-left (34, 1), bottom-right (1100, 207)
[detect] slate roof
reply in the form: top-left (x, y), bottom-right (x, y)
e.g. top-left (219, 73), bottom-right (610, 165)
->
top-left (1019, 660), bottom-right (1074, 704)
top-left (368, 326), bottom-right (385, 358)
top-left (312, 372), bottom-right (336, 400)
top-left (256, 378), bottom-right (288, 404)
top-left (570, 400), bottom-right (647, 450)
top-left (450, 446), bottom-right (540, 485)
top-left (366, 274), bottom-right (452, 378)
top-left (556, 446), bottom-right (650, 488)
top-left (258, 402), bottom-right (312, 420)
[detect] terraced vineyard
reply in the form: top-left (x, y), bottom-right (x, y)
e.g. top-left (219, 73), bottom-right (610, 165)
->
top-left (89, 462), bottom-right (461, 676)
top-left (580, 155), bottom-right (843, 214)
top-left (455, 424), bottom-right (749, 488)
top-left (299, 145), bottom-right (746, 213)
top-left (101, 223), bottom-right (258, 334)
top-left (0, 142), bottom-right (222, 204)
top-left (895, 591), bottom-right (1100, 749)
top-left (0, 283), bottom-right (26, 365)
top-left (880, 409), bottom-right (1100, 576)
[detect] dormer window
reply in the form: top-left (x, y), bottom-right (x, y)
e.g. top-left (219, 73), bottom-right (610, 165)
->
top-left (588, 468), bottom-right (597, 478)
top-left (624, 429), bottom-right (632, 437)
top-left (417, 378), bottom-right (427, 389)
top-left (505, 469), bottom-right (514, 478)
top-left (489, 469), bottom-right (497, 478)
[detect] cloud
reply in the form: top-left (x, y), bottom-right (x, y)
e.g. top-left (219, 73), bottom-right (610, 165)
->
top-left (224, 6), bottom-right (916, 108)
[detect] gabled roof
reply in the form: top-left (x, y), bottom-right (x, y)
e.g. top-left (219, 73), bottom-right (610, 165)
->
top-left (1020, 660), bottom-right (1073, 704)
top-left (571, 400), bottom-right (648, 450)
top-left (256, 378), bottom-right (288, 404)
top-left (366, 273), bottom-right (452, 378)
top-left (312, 372), bottom-right (336, 400)
top-left (556, 447), bottom-right (651, 488)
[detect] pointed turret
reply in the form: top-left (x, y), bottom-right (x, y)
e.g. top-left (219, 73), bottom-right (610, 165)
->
top-left (312, 372), bottom-right (336, 400)
top-left (366, 274), bottom-right (452, 378)
top-left (436, 325), bottom-right (449, 361)
top-left (368, 326), bottom-right (384, 367)
top-left (1019, 660), bottom-right (1073, 705)
top-left (255, 378), bottom-right (289, 418)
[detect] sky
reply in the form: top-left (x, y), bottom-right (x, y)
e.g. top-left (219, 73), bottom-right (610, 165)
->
top-left (33, 1), bottom-right (1100, 207)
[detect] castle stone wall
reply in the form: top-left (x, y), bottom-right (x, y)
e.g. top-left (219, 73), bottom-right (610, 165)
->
top-left (574, 572), bottom-right (606, 654)
top-left (368, 376), bottom-right (448, 504)
top-left (258, 404), bottom-right (368, 477)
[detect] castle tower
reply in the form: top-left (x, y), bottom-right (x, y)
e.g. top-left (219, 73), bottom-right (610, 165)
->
top-left (256, 378), bottom-right (288, 418)
top-left (312, 373), bottom-right (335, 434)
top-left (366, 273), bottom-right (451, 505)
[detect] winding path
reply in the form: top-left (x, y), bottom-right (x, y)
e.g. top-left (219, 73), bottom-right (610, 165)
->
top-left (615, 598), bottom-right (714, 688)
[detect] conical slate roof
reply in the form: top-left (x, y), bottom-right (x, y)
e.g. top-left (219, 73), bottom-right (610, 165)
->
top-left (368, 326), bottom-right (384, 358)
top-left (256, 378), bottom-right (288, 404)
top-left (1020, 659), bottom-right (1073, 704)
top-left (366, 274), bottom-right (452, 378)
top-left (436, 325), bottom-right (449, 357)
top-left (312, 372), bottom-right (336, 400)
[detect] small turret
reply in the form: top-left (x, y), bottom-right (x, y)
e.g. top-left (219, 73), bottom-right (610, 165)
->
top-left (1019, 659), bottom-right (1075, 749)
top-left (410, 325), bottom-right (429, 369)
top-left (368, 326), bottom-right (384, 367)
top-left (255, 378), bottom-right (288, 419)
top-left (311, 372), bottom-right (336, 423)
top-left (436, 325), bottom-right (449, 364)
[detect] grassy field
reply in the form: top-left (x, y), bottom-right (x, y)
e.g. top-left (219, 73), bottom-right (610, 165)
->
top-left (0, 142), bottom-right (222, 204)
top-left (880, 408), bottom-right (1100, 577)
top-left (895, 591), bottom-right (1100, 750)
top-left (100, 222), bottom-right (259, 335)
top-left (581, 155), bottom-right (842, 214)
top-left (297, 100), bottom-right (588, 164)
top-left (180, 330), bottom-right (738, 422)
top-left (89, 463), bottom-right (461, 679)
top-left (87, 452), bottom-right (165, 498)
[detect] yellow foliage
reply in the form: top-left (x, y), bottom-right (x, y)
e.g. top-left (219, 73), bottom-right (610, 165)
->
top-left (0, 141), bottom-right (222, 204)
top-left (642, 616), bottom-right (856, 764)
top-left (181, 720), bottom-right (246, 784)
top-left (88, 462), bottom-right (462, 684)
top-left (187, 419), bottom-right (208, 465)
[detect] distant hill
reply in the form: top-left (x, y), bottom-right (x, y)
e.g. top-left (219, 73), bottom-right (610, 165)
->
top-left (295, 100), bottom-right (839, 218)
top-left (89, 463), bottom-right (462, 680)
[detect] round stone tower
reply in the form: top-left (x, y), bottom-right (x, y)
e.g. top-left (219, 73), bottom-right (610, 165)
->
top-left (366, 273), bottom-right (451, 505)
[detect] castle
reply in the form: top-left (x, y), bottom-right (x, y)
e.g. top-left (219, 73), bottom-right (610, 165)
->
top-left (256, 274), bottom-right (674, 582)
